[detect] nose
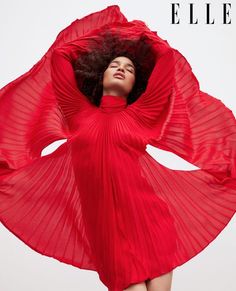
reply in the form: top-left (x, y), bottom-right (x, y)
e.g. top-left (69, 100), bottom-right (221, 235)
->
top-left (117, 65), bottom-right (125, 72)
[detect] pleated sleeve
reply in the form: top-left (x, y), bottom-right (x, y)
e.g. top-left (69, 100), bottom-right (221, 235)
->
top-left (130, 47), bottom-right (236, 185)
top-left (50, 44), bottom-right (92, 125)
top-left (0, 5), bottom-right (127, 173)
top-left (50, 5), bottom-right (128, 127)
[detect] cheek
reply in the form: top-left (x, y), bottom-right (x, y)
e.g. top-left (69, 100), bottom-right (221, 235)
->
top-left (103, 69), bottom-right (112, 84)
top-left (102, 72), bottom-right (107, 86)
top-left (128, 75), bottom-right (136, 88)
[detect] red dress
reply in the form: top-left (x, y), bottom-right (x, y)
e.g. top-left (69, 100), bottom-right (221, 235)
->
top-left (0, 5), bottom-right (236, 291)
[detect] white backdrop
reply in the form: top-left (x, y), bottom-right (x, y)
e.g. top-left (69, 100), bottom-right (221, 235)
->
top-left (0, 1), bottom-right (235, 290)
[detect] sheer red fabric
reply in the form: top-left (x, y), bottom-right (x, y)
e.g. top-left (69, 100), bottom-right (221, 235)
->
top-left (0, 5), bottom-right (236, 291)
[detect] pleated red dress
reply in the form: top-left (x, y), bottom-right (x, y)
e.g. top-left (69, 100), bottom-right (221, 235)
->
top-left (0, 5), bottom-right (236, 291)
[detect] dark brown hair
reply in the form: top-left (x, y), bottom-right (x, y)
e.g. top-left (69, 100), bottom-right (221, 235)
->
top-left (72, 30), bottom-right (156, 106)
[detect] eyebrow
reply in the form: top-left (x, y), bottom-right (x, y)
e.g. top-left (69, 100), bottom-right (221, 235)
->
top-left (110, 60), bottom-right (135, 70)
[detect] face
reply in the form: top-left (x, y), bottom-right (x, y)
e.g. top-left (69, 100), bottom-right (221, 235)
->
top-left (102, 56), bottom-right (136, 97)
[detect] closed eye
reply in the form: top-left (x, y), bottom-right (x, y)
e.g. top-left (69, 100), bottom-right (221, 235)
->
top-left (109, 61), bottom-right (135, 74)
top-left (109, 64), bottom-right (134, 74)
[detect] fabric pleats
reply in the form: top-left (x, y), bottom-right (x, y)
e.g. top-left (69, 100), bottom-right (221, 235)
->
top-left (0, 141), bottom-right (96, 271)
top-left (0, 5), bottom-right (236, 291)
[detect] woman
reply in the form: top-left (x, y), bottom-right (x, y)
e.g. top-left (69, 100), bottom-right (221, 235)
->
top-left (0, 5), bottom-right (236, 291)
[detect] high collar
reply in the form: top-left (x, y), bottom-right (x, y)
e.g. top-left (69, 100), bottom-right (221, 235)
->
top-left (99, 95), bottom-right (127, 111)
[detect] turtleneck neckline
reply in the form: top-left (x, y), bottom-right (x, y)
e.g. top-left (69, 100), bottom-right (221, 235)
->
top-left (100, 95), bottom-right (127, 111)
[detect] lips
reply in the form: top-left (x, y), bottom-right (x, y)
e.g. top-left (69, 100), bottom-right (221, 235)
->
top-left (113, 72), bottom-right (125, 79)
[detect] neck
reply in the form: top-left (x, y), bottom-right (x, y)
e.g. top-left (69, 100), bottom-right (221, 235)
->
top-left (103, 91), bottom-right (127, 100)
top-left (100, 94), bottom-right (127, 111)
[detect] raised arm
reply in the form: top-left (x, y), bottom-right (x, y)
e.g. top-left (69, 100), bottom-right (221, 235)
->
top-left (50, 43), bottom-right (94, 124)
top-left (129, 47), bottom-right (236, 184)
top-left (49, 4), bottom-right (128, 128)
top-left (127, 49), bottom-right (174, 129)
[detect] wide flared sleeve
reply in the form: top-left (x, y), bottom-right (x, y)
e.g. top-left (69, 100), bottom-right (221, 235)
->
top-left (127, 27), bottom-right (236, 273)
top-left (128, 43), bottom-right (236, 186)
top-left (0, 5), bottom-right (129, 277)
top-left (0, 5), bottom-right (127, 174)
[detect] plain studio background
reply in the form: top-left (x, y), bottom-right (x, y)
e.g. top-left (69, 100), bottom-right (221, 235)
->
top-left (0, 1), bottom-right (235, 290)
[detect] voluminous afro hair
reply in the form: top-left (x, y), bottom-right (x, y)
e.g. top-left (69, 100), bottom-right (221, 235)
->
top-left (72, 29), bottom-right (157, 107)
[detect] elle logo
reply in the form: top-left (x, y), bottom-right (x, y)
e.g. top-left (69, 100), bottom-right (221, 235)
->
top-left (171, 3), bottom-right (232, 24)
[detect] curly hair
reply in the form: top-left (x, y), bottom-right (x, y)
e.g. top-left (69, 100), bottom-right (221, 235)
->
top-left (72, 30), bottom-right (157, 107)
